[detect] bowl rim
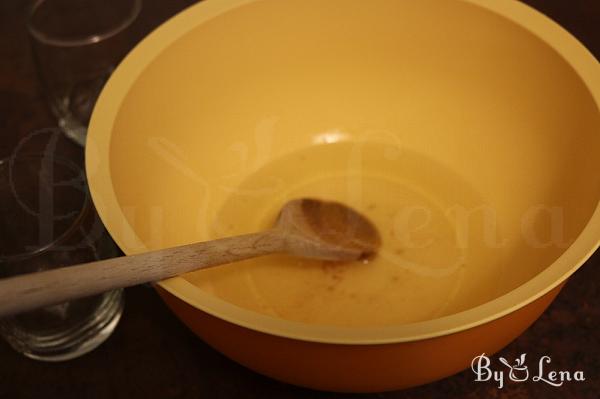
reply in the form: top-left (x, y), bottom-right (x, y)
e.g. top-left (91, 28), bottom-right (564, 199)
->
top-left (86, 0), bottom-right (600, 345)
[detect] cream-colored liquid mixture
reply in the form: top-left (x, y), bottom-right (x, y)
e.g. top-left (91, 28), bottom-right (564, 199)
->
top-left (185, 141), bottom-right (508, 326)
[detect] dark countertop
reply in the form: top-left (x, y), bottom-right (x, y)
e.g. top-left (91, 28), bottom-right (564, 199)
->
top-left (1, 1), bottom-right (599, 398)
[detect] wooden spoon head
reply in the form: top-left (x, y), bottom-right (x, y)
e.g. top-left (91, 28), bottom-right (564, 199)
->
top-left (276, 198), bottom-right (381, 261)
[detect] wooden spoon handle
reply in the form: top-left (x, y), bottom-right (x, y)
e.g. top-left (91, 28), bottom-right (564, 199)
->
top-left (0, 230), bottom-right (284, 317)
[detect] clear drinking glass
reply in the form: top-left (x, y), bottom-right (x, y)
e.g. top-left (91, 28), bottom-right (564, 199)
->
top-left (27, 0), bottom-right (142, 146)
top-left (0, 128), bottom-right (124, 361)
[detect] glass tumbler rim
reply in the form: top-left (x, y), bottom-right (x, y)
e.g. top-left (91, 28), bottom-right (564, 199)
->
top-left (26, 0), bottom-right (142, 48)
top-left (0, 154), bottom-right (92, 263)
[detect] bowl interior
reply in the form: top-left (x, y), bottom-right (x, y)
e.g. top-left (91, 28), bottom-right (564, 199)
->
top-left (95, 0), bottom-right (600, 332)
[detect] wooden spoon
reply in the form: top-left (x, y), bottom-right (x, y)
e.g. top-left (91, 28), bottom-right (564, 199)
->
top-left (0, 198), bottom-right (380, 317)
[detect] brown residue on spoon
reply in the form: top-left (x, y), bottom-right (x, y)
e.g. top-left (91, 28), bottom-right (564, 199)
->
top-left (293, 198), bottom-right (381, 261)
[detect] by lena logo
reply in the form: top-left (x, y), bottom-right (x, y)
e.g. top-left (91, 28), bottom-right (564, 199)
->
top-left (471, 353), bottom-right (585, 389)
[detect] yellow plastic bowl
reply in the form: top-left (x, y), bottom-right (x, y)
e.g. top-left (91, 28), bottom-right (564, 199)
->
top-left (86, 0), bottom-right (600, 392)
